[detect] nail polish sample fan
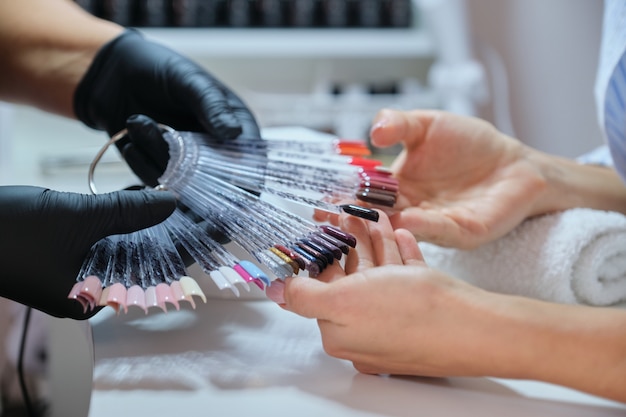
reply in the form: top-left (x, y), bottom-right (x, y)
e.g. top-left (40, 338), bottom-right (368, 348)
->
top-left (68, 125), bottom-right (399, 315)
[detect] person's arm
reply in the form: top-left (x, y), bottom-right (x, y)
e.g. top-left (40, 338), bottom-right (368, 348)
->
top-left (285, 268), bottom-right (626, 402)
top-left (0, 0), bottom-right (261, 187)
top-left (0, 0), bottom-right (122, 117)
top-left (527, 148), bottom-right (626, 216)
top-left (281, 212), bottom-right (626, 403)
top-left (478, 289), bottom-right (626, 402)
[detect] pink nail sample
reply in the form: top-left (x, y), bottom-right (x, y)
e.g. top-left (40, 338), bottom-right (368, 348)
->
top-left (170, 281), bottom-right (195, 309)
top-left (145, 286), bottom-right (163, 311)
top-left (68, 282), bottom-right (83, 299)
top-left (106, 283), bottom-right (128, 315)
top-left (79, 275), bottom-right (103, 311)
top-left (234, 263), bottom-right (266, 288)
top-left (156, 283), bottom-right (179, 311)
top-left (233, 264), bottom-right (254, 283)
top-left (68, 282), bottom-right (88, 312)
top-left (126, 285), bottom-right (147, 314)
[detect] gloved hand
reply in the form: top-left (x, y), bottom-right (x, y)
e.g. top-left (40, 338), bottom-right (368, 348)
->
top-left (74, 29), bottom-right (260, 140)
top-left (0, 186), bottom-right (176, 320)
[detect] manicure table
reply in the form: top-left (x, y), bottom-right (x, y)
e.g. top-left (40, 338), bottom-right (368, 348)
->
top-left (84, 266), bottom-right (626, 417)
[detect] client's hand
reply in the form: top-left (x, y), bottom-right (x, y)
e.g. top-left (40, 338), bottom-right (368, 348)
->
top-left (282, 211), bottom-right (500, 377)
top-left (316, 109), bottom-right (549, 249)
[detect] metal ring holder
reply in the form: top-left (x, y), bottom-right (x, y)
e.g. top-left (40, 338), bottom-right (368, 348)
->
top-left (87, 124), bottom-right (175, 195)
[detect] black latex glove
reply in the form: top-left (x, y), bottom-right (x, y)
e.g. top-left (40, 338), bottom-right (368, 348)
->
top-left (123, 114), bottom-right (172, 188)
top-left (0, 186), bottom-right (176, 320)
top-left (74, 29), bottom-right (260, 139)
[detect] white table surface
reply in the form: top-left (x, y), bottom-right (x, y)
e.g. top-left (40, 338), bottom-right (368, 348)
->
top-left (87, 287), bottom-right (626, 417)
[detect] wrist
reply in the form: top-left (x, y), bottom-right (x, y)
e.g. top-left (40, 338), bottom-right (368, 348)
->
top-left (448, 289), bottom-right (544, 380)
top-left (486, 293), bottom-right (626, 401)
top-left (525, 146), bottom-right (626, 216)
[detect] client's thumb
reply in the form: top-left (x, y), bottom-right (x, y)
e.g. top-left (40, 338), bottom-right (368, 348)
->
top-left (282, 277), bottom-right (333, 320)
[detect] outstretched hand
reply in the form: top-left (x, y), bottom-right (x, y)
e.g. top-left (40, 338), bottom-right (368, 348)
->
top-left (316, 109), bottom-right (549, 249)
top-left (281, 211), bottom-right (497, 377)
top-left (372, 109), bottom-right (549, 249)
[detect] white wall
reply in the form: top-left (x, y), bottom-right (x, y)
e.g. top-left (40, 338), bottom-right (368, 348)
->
top-left (468, 0), bottom-right (604, 158)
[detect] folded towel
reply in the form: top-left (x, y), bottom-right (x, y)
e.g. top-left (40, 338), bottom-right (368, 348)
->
top-left (419, 208), bottom-right (626, 306)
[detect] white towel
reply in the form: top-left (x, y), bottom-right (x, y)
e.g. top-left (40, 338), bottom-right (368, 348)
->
top-left (419, 208), bottom-right (626, 306)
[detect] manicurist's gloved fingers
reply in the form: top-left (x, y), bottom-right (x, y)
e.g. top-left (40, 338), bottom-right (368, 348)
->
top-left (0, 186), bottom-right (176, 319)
top-left (123, 114), bottom-right (170, 187)
top-left (282, 277), bottom-right (336, 320)
top-left (177, 74), bottom-right (243, 139)
top-left (74, 29), bottom-right (260, 139)
top-left (77, 189), bottom-right (176, 241)
top-left (221, 88), bottom-right (262, 139)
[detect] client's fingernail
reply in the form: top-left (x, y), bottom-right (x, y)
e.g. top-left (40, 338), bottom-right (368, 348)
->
top-left (265, 279), bottom-right (286, 304)
top-left (370, 120), bottom-right (388, 136)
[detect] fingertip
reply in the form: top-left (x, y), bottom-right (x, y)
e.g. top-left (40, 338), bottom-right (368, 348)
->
top-left (209, 117), bottom-right (243, 140)
top-left (130, 189), bottom-right (177, 224)
top-left (125, 114), bottom-right (170, 170)
top-left (283, 276), bottom-right (328, 319)
top-left (369, 108), bottom-right (403, 147)
top-left (126, 114), bottom-right (149, 125)
top-left (142, 188), bottom-right (177, 206)
top-left (338, 212), bottom-right (366, 234)
top-left (126, 114), bottom-right (160, 138)
top-left (266, 279), bottom-right (286, 304)
top-left (120, 145), bottom-right (163, 188)
top-left (365, 209), bottom-right (390, 230)
top-left (394, 228), bottom-right (415, 241)
top-left (370, 109), bottom-right (436, 150)
top-left (313, 209), bottom-right (330, 223)
top-left (370, 108), bottom-right (397, 128)
top-left (394, 228), bottom-right (425, 264)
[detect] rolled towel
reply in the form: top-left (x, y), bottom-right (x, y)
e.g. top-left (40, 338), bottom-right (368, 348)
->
top-left (419, 208), bottom-right (626, 306)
